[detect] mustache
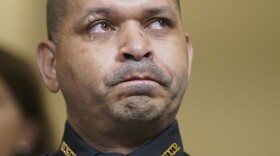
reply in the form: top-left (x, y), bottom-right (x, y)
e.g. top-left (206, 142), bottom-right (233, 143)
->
top-left (105, 58), bottom-right (171, 87)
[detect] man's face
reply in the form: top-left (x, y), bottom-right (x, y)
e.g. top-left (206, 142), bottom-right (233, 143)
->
top-left (52, 0), bottom-right (192, 126)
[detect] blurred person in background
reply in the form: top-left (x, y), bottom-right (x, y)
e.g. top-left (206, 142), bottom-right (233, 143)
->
top-left (0, 48), bottom-right (52, 156)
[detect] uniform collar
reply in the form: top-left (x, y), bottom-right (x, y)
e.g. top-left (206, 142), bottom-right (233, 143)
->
top-left (60, 120), bottom-right (189, 156)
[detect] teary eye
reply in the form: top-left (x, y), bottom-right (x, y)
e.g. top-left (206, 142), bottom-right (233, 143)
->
top-left (145, 18), bottom-right (171, 31)
top-left (88, 20), bottom-right (115, 34)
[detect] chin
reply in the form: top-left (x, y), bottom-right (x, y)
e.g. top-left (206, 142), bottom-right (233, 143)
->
top-left (107, 96), bottom-right (169, 124)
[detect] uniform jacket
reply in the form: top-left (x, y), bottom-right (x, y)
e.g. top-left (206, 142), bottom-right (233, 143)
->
top-left (43, 121), bottom-right (189, 156)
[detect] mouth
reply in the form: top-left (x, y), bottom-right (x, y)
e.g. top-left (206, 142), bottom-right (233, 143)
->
top-left (115, 74), bottom-right (162, 96)
top-left (119, 74), bottom-right (160, 84)
top-left (105, 59), bottom-right (172, 88)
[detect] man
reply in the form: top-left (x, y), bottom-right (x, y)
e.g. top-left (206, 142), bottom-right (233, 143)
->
top-left (37, 0), bottom-right (193, 155)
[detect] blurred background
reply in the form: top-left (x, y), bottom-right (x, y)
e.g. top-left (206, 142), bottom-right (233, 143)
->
top-left (0, 0), bottom-right (279, 155)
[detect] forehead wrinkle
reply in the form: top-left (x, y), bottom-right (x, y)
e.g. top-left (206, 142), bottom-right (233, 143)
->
top-left (78, 6), bottom-right (178, 23)
top-left (144, 6), bottom-right (178, 19)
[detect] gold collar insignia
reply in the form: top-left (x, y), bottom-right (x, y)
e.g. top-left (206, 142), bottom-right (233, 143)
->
top-left (60, 141), bottom-right (77, 156)
top-left (162, 143), bottom-right (181, 156)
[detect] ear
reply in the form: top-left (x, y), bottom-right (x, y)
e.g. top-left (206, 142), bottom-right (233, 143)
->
top-left (185, 33), bottom-right (193, 82)
top-left (36, 40), bottom-right (60, 92)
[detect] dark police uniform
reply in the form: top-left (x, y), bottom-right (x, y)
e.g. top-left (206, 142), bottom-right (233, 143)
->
top-left (43, 121), bottom-right (189, 156)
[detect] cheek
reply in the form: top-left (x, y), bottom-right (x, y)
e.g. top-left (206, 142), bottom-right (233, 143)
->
top-left (57, 41), bottom-right (117, 94)
top-left (154, 38), bottom-right (188, 81)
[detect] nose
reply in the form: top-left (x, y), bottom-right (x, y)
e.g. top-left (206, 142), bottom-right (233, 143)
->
top-left (117, 22), bottom-right (153, 62)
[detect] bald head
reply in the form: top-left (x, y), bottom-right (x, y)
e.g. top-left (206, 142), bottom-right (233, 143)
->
top-left (46, 0), bottom-right (181, 43)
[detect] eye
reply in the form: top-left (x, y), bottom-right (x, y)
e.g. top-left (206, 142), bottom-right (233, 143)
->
top-left (88, 20), bottom-right (115, 34)
top-left (145, 18), bottom-right (171, 31)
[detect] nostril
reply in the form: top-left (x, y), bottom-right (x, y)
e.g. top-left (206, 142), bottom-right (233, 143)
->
top-left (120, 51), bottom-right (153, 61)
top-left (123, 53), bottom-right (134, 60)
top-left (122, 51), bottom-right (152, 61)
top-left (144, 52), bottom-right (151, 58)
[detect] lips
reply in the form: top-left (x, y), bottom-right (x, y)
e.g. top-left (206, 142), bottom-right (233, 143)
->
top-left (119, 73), bottom-right (161, 84)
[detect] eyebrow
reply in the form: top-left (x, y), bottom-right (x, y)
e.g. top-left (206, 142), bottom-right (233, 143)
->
top-left (78, 6), bottom-right (178, 23)
top-left (144, 6), bottom-right (178, 19)
top-left (78, 7), bottom-right (112, 23)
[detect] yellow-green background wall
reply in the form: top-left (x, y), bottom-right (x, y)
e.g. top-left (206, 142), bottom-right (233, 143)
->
top-left (0, 0), bottom-right (279, 155)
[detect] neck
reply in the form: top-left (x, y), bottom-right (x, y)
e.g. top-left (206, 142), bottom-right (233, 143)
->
top-left (68, 118), bottom-right (173, 155)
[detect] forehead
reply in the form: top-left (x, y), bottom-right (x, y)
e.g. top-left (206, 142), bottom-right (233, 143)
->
top-left (67, 0), bottom-right (179, 17)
